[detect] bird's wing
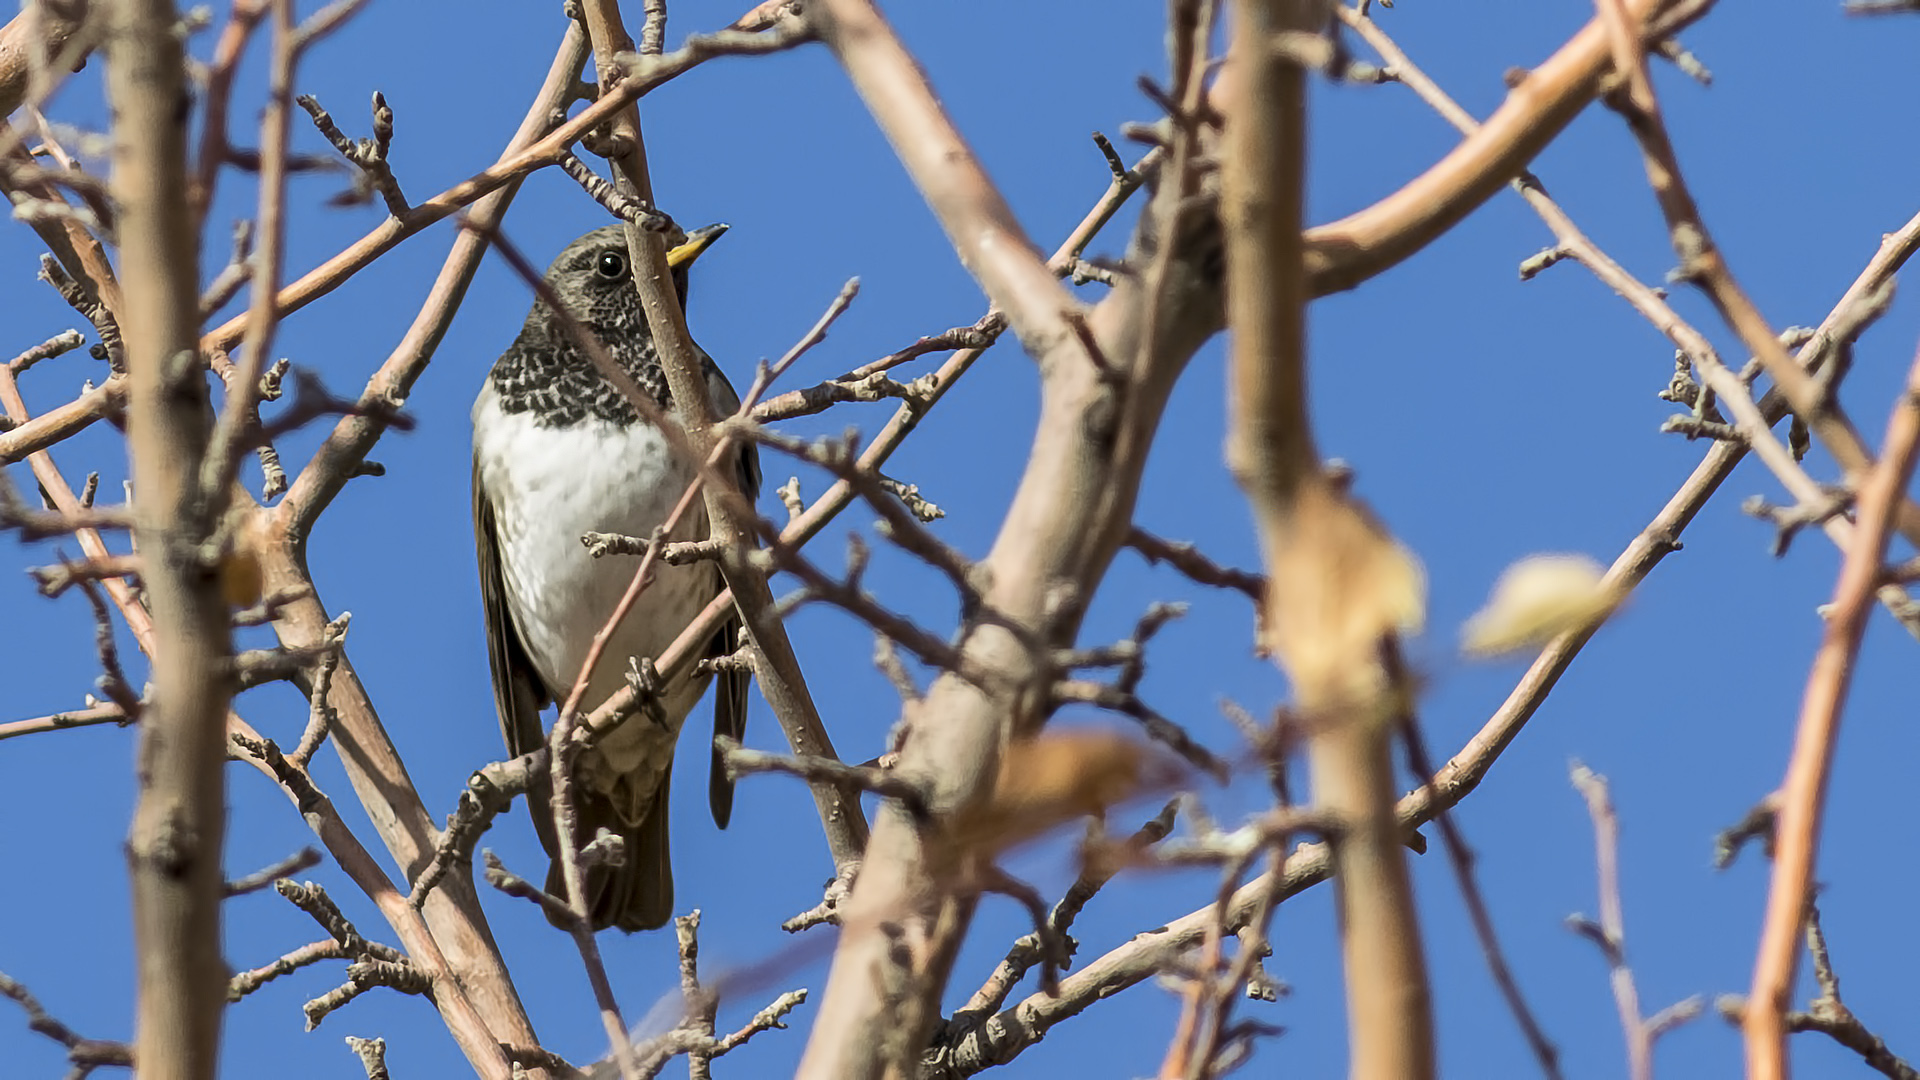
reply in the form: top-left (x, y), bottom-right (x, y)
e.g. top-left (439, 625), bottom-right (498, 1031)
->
top-left (474, 457), bottom-right (559, 856)
top-left (708, 437), bottom-right (763, 830)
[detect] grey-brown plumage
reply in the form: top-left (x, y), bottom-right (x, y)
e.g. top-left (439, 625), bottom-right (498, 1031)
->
top-left (472, 223), bottom-right (758, 932)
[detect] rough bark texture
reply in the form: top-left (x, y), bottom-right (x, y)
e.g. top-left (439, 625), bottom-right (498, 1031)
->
top-left (106, 1), bottom-right (228, 1077)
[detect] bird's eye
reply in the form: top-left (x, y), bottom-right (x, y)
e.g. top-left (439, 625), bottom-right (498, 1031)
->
top-left (594, 249), bottom-right (628, 280)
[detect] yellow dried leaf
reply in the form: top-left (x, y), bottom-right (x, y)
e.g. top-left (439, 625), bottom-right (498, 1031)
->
top-left (949, 730), bottom-right (1177, 860)
top-left (1261, 481), bottom-right (1426, 711)
top-left (1462, 554), bottom-right (1622, 657)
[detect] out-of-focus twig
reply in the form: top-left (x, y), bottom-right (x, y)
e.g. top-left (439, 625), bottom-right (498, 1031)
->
top-left (1745, 336), bottom-right (1920, 1079)
top-left (1569, 764), bottom-right (1703, 1080)
top-left (1220, 3), bottom-right (1432, 1078)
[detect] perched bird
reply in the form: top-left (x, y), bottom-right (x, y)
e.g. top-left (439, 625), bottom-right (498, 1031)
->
top-left (472, 222), bottom-right (759, 932)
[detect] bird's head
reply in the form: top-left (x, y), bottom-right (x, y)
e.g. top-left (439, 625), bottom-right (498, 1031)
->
top-left (541, 222), bottom-right (730, 333)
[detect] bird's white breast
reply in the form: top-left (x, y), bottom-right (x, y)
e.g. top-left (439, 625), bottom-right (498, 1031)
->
top-left (473, 385), bottom-right (714, 804)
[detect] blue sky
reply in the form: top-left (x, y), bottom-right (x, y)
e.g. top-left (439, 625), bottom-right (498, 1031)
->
top-left (4, 1), bottom-right (1919, 1077)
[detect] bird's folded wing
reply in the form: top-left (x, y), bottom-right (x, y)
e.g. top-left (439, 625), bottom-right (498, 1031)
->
top-left (707, 438), bottom-right (764, 829)
top-left (474, 458), bottom-right (559, 856)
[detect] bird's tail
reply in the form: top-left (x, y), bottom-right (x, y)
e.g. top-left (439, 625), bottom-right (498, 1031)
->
top-left (544, 773), bottom-right (674, 933)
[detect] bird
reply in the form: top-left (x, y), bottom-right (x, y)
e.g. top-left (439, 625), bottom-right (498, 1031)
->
top-left (471, 221), bottom-right (760, 932)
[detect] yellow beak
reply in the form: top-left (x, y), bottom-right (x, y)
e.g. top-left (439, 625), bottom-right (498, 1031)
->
top-left (666, 222), bottom-right (730, 269)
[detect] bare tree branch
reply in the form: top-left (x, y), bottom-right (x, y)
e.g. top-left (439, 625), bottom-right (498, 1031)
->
top-left (105, 3), bottom-right (232, 1076)
top-left (0, 2), bottom-right (93, 120)
top-left (1568, 763), bottom-right (1702, 1080)
top-left (1746, 338), bottom-right (1920, 1079)
top-left (1220, 3), bottom-right (1432, 1077)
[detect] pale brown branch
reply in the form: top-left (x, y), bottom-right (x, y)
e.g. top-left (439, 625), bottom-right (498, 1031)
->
top-left (276, 26), bottom-right (586, 538)
top-left (249, 25), bottom-right (597, 1078)
top-left (1594, 0), bottom-right (1920, 556)
top-left (106, 3), bottom-right (231, 1075)
top-left (1169, 841), bottom-right (1287, 1080)
top-left (749, 368), bottom-right (934, 424)
top-left (790, 1), bottom-right (1237, 1071)
top-left (0, 969), bottom-right (134, 1075)
top-left (577, 98), bottom-right (1160, 757)
top-left (1303, 0), bottom-right (1695, 296)
top-left (198, 222), bottom-right (256, 321)
top-left (944, 203), bottom-right (1920, 1073)
top-left (1343, 3), bottom-right (1920, 641)
top-left (670, 915), bottom-right (720, 1080)
top-left (189, 0), bottom-right (269, 224)
top-left (717, 734), bottom-right (928, 814)
top-left (0, 2), bottom-right (91, 120)
top-left (1724, 904), bottom-right (1920, 1079)
top-left (28, 550), bottom-right (139, 596)
top-left (565, 910), bottom-right (639, 1080)
top-left (1407, 181), bottom-right (1915, 832)
top-left (225, 847), bottom-right (323, 898)
top-left (1400, 714), bottom-right (1563, 1080)
top-left (580, 0), bottom-right (870, 892)
top-left (1126, 527), bottom-right (1265, 602)
top-left (2, 142), bottom-right (122, 327)
top-left (590, 981), bottom-right (806, 1080)
top-left (227, 938), bottom-right (347, 1001)
top-left (1569, 764), bottom-right (1703, 1080)
top-left (951, 802), bottom-right (1177, 1031)
top-left (288, 614), bottom-right (348, 767)
top-left (232, 732), bottom-right (516, 1078)
top-left (195, 11), bottom-right (815, 360)
top-left (739, 424), bottom-right (978, 599)
top-left (7, 327), bottom-right (85, 373)
top-left (0, 700), bottom-right (130, 740)
top-left (302, 957), bottom-right (431, 1031)
top-left (1221, 4), bottom-right (1431, 1078)
top-left (201, 0), bottom-right (296, 512)
top-left (296, 90), bottom-right (408, 216)
top-left (505, 1044), bottom-right (586, 1080)
top-left (344, 1035), bottom-right (389, 1080)
top-left (555, 148), bottom-right (661, 227)
top-left (1746, 337), bottom-right (1920, 1079)
top-left (806, 0), bottom-right (1076, 359)
top-left (0, 377), bottom-right (123, 466)
top-left (727, 0), bottom-right (801, 32)
top-left (36, 252), bottom-right (122, 370)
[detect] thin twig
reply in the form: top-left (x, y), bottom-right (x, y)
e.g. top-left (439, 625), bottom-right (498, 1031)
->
top-left (1724, 903), bottom-right (1920, 1079)
top-left (0, 970), bottom-right (134, 1074)
top-left (716, 734), bottom-right (928, 815)
top-left (226, 847), bottom-right (324, 897)
top-left (1569, 763), bottom-right (1703, 1080)
top-left (1399, 711), bottom-right (1563, 1080)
